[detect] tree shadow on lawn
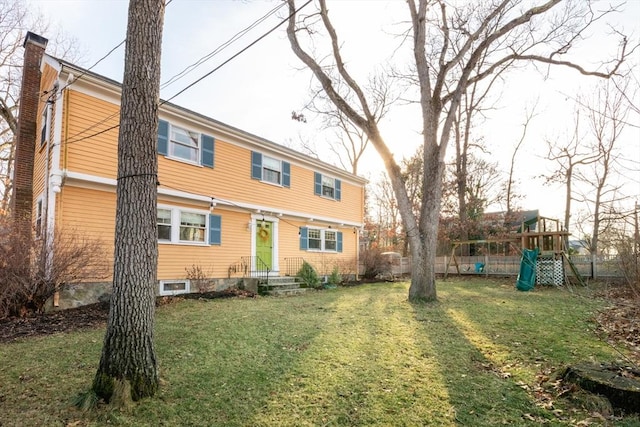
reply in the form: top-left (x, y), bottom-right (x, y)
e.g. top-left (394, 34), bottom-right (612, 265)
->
top-left (411, 280), bottom-right (637, 425)
top-left (410, 299), bottom-right (550, 426)
top-left (128, 290), bottom-right (347, 426)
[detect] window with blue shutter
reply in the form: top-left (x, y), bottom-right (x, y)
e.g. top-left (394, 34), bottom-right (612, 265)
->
top-left (201, 134), bottom-right (214, 168)
top-left (299, 227), bottom-right (308, 250)
top-left (337, 231), bottom-right (343, 252)
top-left (157, 119), bottom-right (169, 155)
top-left (314, 172), bottom-right (322, 195)
top-left (282, 161), bottom-right (291, 188)
top-left (209, 214), bottom-right (221, 245)
top-left (251, 151), bottom-right (262, 180)
top-left (315, 172), bottom-right (341, 201)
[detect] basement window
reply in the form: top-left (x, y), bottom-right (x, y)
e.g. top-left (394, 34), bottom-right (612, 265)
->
top-left (159, 280), bottom-right (190, 296)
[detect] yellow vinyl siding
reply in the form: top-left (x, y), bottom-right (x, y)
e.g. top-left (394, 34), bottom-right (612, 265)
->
top-left (63, 90), bottom-right (120, 178)
top-left (159, 141), bottom-right (363, 224)
top-left (32, 63), bottom-right (61, 225)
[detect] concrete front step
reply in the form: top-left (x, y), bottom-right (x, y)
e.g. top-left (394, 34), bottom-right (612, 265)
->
top-left (258, 277), bottom-right (310, 296)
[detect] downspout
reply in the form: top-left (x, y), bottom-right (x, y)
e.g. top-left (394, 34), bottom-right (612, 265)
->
top-left (48, 79), bottom-right (64, 306)
top-left (42, 98), bottom-right (51, 303)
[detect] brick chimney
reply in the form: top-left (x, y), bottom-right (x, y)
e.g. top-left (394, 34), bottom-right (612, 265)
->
top-left (12, 32), bottom-right (48, 234)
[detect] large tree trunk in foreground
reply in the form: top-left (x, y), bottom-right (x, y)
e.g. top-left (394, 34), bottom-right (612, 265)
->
top-left (93, 0), bottom-right (165, 402)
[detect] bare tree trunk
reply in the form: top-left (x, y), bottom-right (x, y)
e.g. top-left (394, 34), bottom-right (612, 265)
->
top-left (93, 0), bottom-right (165, 403)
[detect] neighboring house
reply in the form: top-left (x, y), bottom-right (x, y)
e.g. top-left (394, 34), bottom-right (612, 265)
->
top-left (13, 32), bottom-right (366, 308)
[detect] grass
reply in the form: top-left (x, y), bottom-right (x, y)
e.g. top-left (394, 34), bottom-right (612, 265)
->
top-left (1, 278), bottom-right (639, 426)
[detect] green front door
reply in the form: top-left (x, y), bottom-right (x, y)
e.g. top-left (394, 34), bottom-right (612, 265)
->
top-left (256, 221), bottom-right (273, 269)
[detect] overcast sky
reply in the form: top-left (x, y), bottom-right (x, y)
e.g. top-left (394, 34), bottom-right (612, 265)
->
top-left (27, 0), bottom-right (640, 229)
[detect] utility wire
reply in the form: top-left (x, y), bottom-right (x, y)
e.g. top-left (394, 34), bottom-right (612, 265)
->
top-left (160, 2), bottom-right (286, 90)
top-left (161, 0), bottom-right (312, 105)
top-left (63, 0), bottom-right (311, 146)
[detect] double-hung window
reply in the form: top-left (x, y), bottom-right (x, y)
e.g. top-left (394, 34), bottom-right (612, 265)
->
top-left (157, 208), bottom-right (172, 241)
top-left (35, 198), bottom-right (44, 238)
top-left (308, 229), bottom-right (322, 250)
top-left (299, 227), bottom-right (343, 252)
top-left (157, 207), bottom-right (221, 245)
top-left (251, 151), bottom-right (291, 187)
top-left (322, 175), bottom-right (335, 198)
top-left (262, 155), bottom-right (282, 185)
top-left (324, 230), bottom-right (337, 251)
top-left (157, 120), bottom-right (215, 168)
top-left (170, 126), bottom-right (199, 163)
top-left (40, 105), bottom-right (49, 147)
top-left (179, 211), bottom-right (206, 242)
top-left (314, 172), bottom-right (341, 201)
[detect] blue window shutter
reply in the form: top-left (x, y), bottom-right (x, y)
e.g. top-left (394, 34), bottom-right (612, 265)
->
top-left (337, 231), bottom-right (343, 253)
top-left (282, 161), bottom-right (291, 188)
top-left (314, 172), bottom-right (322, 195)
top-left (157, 119), bottom-right (169, 156)
top-left (209, 214), bottom-right (221, 245)
top-left (299, 227), bottom-right (308, 250)
top-left (335, 179), bottom-right (342, 201)
top-left (251, 151), bottom-right (262, 180)
top-left (201, 134), bottom-right (214, 168)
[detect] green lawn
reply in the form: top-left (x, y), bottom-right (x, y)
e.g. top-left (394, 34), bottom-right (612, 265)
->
top-left (1, 279), bottom-right (638, 426)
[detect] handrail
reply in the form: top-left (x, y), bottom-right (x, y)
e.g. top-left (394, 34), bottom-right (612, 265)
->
top-left (240, 256), bottom-right (270, 282)
top-left (283, 256), bottom-right (304, 276)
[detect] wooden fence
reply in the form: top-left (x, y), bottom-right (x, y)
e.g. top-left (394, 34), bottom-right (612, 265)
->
top-left (371, 255), bottom-right (626, 280)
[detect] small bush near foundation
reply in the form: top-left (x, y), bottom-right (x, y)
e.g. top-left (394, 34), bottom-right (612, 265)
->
top-left (327, 266), bottom-right (342, 285)
top-left (297, 261), bottom-right (321, 289)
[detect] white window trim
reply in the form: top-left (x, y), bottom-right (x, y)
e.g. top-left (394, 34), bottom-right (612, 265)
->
top-left (321, 175), bottom-right (336, 199)
top-left (35, 194), bottom-right (45, 239)
top-left (306, 227), bottom-right (338, 253)
top-left (158, 205), bottom-right (209, 246)
top-left (159, 279), bottom-right (191, 296)
top-left (261, 155), bottom-right (283, 186)
top-left (168, 124), bottom-right (201, 166)
top-left (40, 104), bottom-right (50, 147)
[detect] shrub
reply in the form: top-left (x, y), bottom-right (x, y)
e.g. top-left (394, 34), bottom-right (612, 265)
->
top-left (0, 217), bottom-right (110, 319)
top-left (327, 266), bottom-right (342, 285)
top-left (185, 264), bottom-right (213, 293)
top-left (360, 247), bottom-right (389, 280)
top-left (297, 261), bottom-right (321, 289)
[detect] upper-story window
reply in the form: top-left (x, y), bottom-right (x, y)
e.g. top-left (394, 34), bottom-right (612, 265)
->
top-left (251, 151), bottom-right (290, 188)
top-left (40, 105), bottom-right (50, 147)
top-left (157, 119), bottom-right (215, 168)
top-left (314, 172), bottom-right (341, 201)
top-left (171, 126), bottom-right (199, 163)
top-left (262, 155), bottom-right (282, 185)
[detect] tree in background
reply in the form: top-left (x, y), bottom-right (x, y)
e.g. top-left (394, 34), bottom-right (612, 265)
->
top-left (0, 0), bottom-right (80, 213)
top-left (573, 79), bottom-right (632, 256)
top-left (92, 0), bottom-right (165, 404)
top-left (543, 109), bottom-right (599, 241)
top-left (287, 0), bottom-right (631, 301)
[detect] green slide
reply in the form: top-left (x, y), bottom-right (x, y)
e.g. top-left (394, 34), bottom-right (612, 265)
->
top-left (516, 248), bottom-right (539, 291)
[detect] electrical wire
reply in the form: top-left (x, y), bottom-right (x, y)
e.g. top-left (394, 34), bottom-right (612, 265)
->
top-left (59, 0), bottom-right (311, 146)
top-left (161, 0), bottom-right (312, 106)
top-left (160, 2), bottom-right (286, 90)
